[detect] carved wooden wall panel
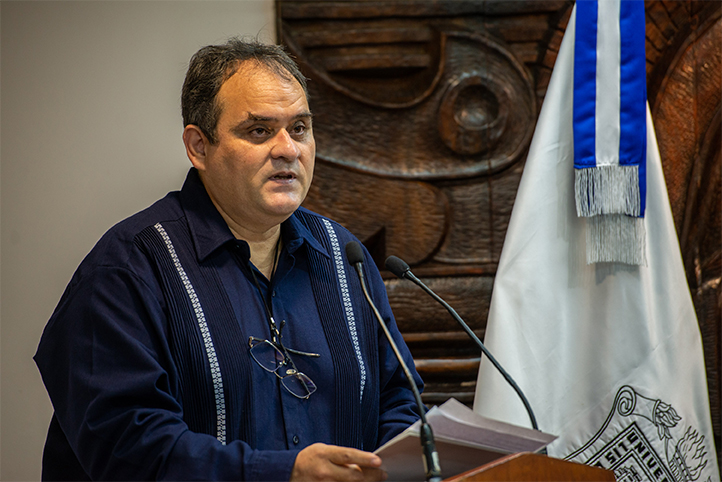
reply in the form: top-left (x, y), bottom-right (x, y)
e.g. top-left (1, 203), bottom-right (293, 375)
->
top-left (277, 0), bottom-right (721, 458)
top-left (279, 0), bottom-right (573, 407)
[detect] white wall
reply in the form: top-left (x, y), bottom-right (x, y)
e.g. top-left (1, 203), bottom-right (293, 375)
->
top-left (1, 1), bottom-right (275, 479)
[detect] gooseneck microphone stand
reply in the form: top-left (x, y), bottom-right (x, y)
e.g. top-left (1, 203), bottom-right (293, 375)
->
top-left (345, 242), bottom-right (442, 482)
top-left (385, 255), bottom-right (540, 433)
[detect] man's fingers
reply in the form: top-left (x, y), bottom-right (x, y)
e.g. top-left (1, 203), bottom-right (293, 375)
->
top-left (325, 445), bottom-right (382, 469)
top-left (291, 444), bottom-right (386, 482)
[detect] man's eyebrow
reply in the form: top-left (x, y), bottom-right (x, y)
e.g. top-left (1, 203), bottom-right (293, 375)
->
top-left (246, 113), bottom-right (273, 123)
top-left (234, 112), bottom-right (313, 130)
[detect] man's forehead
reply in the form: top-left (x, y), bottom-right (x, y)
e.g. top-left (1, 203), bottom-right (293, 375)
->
top-left (225, 60), bottom-right (304, 94)
top-left (218, 62), bottom-right (308, 108)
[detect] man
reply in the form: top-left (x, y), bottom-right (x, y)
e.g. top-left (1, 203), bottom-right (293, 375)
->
top-left (34, 38), bottom-right (422, 481)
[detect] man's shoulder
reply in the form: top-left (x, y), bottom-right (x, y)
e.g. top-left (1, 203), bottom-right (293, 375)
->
top-left (83, 191), bottom-right (185, 271)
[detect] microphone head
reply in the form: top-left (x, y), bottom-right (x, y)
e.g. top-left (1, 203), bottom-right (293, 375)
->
top-left (385, 255), bottom-right (411, 279)
top-left (345, 241), bottom-right (365, 265)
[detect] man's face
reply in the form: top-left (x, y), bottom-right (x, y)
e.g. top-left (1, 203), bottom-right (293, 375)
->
top-left (194, 62), bottom-right (315, 233)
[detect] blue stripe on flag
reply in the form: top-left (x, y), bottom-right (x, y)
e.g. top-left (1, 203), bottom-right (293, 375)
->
top-left (573, 0), bottom-right (598, 169)
top-left (619, 0), bottom-right (647, 215)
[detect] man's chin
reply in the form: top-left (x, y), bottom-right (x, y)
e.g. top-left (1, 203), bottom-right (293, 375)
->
top-left (265, 202), bottom-right (303, 221)
top-left (266, 193), bottom-right (306, 213)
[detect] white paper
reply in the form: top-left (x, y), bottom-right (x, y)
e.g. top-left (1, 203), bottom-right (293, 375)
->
top-left (374, 398), bottom-right (556, 481)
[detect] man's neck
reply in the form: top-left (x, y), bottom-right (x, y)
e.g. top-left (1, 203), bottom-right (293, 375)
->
top-left (244, 229), bottom-right (282, 281)
top-left (204, 191), bottom-right (285, 280)
top-left (223, 220), bottom-right (281, 280)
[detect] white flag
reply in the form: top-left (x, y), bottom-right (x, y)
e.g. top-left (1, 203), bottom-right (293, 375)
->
top-left (473, 4), bottom-right (720, 481)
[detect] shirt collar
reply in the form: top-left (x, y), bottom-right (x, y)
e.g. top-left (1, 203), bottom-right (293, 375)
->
top-left (283, 207), bottom-right (329, 259)
top-left (179, 168), bottom-right (329, 262)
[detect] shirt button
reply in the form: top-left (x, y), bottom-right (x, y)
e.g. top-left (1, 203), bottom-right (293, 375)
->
top-left (292, 435), bottom-right (299, 445)
top-left (272, 290), bottom-right (277, 297)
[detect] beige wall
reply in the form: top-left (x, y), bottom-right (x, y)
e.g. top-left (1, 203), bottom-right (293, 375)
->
top-left (1, 1), bottom-right (274, 479)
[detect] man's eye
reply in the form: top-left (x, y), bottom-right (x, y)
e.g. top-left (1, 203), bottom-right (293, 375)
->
top-left (250, 127), bottom-right (270, 137)
top-left (291, 123), bottom-right (308, 136)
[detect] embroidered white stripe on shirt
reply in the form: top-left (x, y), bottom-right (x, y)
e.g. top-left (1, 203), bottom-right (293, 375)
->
top-left (322, 219), bottom-right (367, 402)
top-left (154, 223), bottom-right (227, 445)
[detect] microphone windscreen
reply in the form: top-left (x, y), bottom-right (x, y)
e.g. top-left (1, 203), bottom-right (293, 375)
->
top-left (385, 256), bottom-right (410, 279)
top-left (345, 241), bottom-right (365, 265)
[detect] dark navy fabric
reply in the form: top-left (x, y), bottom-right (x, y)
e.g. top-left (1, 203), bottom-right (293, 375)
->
top-left (34, 168), bottom-right (422, 481)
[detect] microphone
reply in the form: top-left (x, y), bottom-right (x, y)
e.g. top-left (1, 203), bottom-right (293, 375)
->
top-left (385, 255), bottom-right (540, 432)
top-left (345, 242), bottom-right (442, 482)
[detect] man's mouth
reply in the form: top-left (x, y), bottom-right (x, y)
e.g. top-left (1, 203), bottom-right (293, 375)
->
top-left (272, 173), bottom-right (295, 180)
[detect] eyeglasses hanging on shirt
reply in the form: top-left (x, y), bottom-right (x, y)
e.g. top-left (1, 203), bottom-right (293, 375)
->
top-left (248, 332), bottom-right (319, 399)
top-left (246, 237), bottom-right (320, 400)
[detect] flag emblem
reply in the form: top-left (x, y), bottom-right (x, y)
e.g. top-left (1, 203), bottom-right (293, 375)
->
top-left (566, 385), bottom-right (712, 482)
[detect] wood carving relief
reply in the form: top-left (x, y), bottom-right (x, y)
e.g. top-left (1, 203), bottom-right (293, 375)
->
top-left (279, 0), bottom-right (573, 406)
top-left (277, 0), bottom-right (721, 458)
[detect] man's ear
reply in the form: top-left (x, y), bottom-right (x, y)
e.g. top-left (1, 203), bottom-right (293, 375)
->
top-left (183, 125), bottom-right (211, 170)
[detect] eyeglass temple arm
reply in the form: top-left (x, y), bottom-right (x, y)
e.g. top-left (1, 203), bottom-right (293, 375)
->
top-left (286, 347), bottom-right (320, 358)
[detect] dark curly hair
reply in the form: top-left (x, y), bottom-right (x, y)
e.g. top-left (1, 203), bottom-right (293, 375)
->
top-left (181, 37), bottom-right (308, 144)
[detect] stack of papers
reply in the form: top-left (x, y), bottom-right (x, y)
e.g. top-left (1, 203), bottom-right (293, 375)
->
top-left (374, 398), bottom-right (556, 481)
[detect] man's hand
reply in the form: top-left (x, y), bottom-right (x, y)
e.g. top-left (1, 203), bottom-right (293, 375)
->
top-left (290, 443), bottom-right (387, 481)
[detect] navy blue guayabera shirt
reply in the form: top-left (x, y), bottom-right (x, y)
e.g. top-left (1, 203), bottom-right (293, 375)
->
top-left (34, 169), bottom-right (423, 481)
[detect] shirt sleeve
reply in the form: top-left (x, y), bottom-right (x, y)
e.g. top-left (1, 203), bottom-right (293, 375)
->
top-left (35, 263), bottom-right (298, 481)
top-left (359, 248), bottom-right (425, 447)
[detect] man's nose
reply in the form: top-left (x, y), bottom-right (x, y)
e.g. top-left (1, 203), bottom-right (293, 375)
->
top-left (271, 129), bottom-right (301, 161)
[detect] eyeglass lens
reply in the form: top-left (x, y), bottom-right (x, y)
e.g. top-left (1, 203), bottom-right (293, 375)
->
top-left (281, 370), bottom-right (317, 399)
top-left (249, 339), bottom-right (285, 372)
top-left (249, 338), bottom-right (317, 399)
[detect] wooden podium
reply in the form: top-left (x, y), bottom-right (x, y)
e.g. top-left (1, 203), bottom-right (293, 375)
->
top-left (443, 452), bottom-right (615, 482)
